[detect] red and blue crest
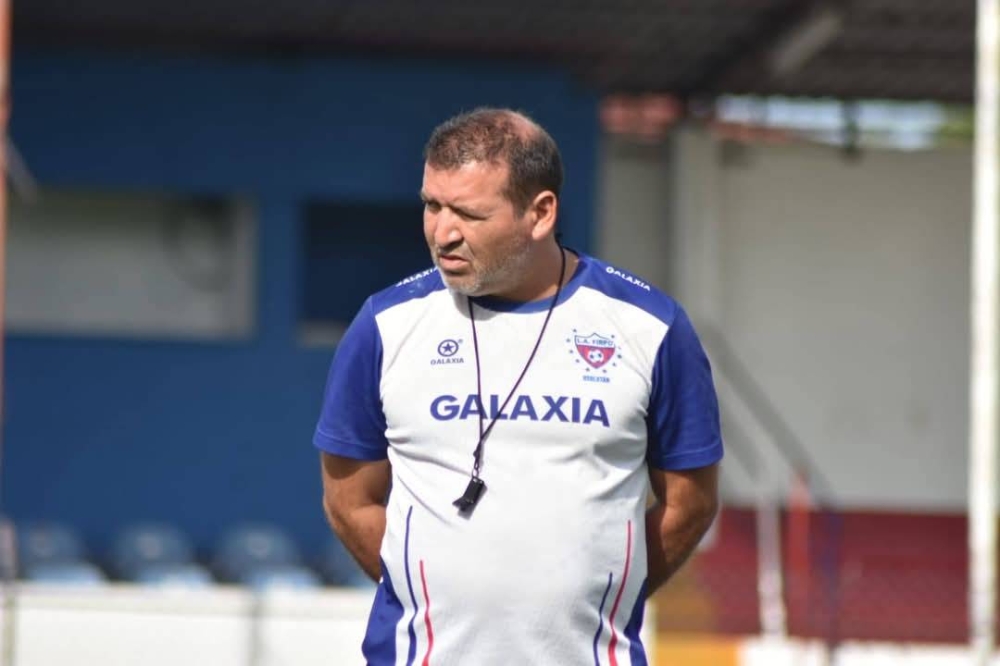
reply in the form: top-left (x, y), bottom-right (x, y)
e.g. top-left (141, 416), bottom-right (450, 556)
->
top-left (575, 333), bottom-right (615, 369)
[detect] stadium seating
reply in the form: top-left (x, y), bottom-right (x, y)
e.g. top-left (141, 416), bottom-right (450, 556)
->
top-left (16, 520), bottom-right (379, 591)
top-left (131, 563), bottom-right (214, 588)
top-left (17, 522), bottom-right (107, 585)
top-left (318, 534), bottom-right (374, 588)
top-left (22, 562), bottom-right (107, 586)
top-left (213, 523), bottom-right (321, 589)
top-left (242, 564), bottom-right (323, 590)
top-left (17, 522), bottom-right (87, 568)
top-left (111, 523), bottom-right (213, 588)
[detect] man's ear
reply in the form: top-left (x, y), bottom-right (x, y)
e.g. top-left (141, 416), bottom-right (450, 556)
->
top-left (528, 191), bottom-right (558, 241)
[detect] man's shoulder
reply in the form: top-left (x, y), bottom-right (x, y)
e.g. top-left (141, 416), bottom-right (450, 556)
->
top-left (369, 266), bottom-right (447, 316)
top-left (579, 254), bottom-right (681, 326)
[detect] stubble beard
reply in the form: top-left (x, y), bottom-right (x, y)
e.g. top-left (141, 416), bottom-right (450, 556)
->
top-left (434, 236), bottom-right (533, 298)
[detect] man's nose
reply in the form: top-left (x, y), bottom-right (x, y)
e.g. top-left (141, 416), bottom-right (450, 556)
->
top-left (434, 210), bottom-right (463, 248)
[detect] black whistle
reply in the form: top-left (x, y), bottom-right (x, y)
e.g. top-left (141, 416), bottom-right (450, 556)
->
top-left (453, 477), bottom-right (486, 513)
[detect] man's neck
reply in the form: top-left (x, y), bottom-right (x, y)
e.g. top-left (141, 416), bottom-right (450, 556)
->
top-left (488, 244), bottom-right (576, 303)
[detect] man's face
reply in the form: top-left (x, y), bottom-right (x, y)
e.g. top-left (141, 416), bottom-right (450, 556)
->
top-left (421, 161), bottom-right (533, 298)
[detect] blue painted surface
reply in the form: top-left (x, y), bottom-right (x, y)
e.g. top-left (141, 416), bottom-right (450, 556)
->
top-left (4, 50), bottom-right (599, 558)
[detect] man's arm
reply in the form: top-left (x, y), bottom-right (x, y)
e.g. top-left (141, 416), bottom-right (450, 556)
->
top-left (645, 463), bottom-right (719, 594)
top-left (320, 452), bottom-right (391, 582)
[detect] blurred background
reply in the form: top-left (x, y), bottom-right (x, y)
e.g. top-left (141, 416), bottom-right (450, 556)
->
top-left (0, 0), bottom-right (989, 664)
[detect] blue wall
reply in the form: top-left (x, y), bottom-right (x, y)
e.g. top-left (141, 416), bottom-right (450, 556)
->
top-left (5, 51), bottom-right (599, 559)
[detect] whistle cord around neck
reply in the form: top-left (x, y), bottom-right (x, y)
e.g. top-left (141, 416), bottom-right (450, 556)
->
top-left (453, 247), bottom-right (567, 513)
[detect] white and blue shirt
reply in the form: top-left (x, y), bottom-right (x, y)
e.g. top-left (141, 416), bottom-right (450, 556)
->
top-left (314, 252), bottom-right (723, 666)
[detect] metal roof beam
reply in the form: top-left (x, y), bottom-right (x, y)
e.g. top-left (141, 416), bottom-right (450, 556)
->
top-left (681, 0), bottom-right (848, 99)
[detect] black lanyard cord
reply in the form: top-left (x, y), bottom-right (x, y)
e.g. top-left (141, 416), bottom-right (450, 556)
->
top-left (453, 246), bottom-right (567, 514)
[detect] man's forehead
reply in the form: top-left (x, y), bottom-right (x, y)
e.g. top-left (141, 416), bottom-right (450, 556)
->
top-left (421, 161), bottom-right (508, 200)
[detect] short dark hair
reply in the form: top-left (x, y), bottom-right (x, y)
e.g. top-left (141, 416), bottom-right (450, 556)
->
top-left (423, 107), bottom-right (564, 215)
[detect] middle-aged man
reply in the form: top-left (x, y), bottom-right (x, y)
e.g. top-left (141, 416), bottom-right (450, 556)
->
top-left (315, 107), bottom-right (723, 665)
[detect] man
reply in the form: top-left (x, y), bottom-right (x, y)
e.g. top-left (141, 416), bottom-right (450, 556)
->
top-left (315, 108), bottom-right (722, 665)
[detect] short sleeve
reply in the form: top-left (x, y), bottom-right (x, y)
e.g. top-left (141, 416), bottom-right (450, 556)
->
top-left (646, 306), bottom-right (724, 470)
top-left (313, 298), bottom-right (389, 460)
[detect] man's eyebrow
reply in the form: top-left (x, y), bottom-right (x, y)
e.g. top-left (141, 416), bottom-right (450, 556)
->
top-left (453, 204), bottom-right (481, 217)
top-left (420, 192), bottom-right (491, 218)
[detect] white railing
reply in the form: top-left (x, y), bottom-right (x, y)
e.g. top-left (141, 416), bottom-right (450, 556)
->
top-left (2, 584), bottom-right (373, 666)
top-left (712, 368), bottom-right (789, 639)
top-left (0, 583), bottom-right (657, 666)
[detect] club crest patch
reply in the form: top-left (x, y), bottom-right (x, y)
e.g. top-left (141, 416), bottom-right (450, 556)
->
top-left (574, 333), bottom-right (615, 369)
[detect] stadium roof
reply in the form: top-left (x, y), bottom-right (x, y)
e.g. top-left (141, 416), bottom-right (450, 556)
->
top-left (14, 0), bottom-right (975, 103)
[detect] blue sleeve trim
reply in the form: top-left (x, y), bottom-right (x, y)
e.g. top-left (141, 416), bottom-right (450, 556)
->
top-left (313, 431), bottom-right (390, 461)
top-left (312, 297), bottom-right (390, 460)
top-left (645, 306), bottom-right (724, 470)
top-left (648, 438), bottom-right (724, 471)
